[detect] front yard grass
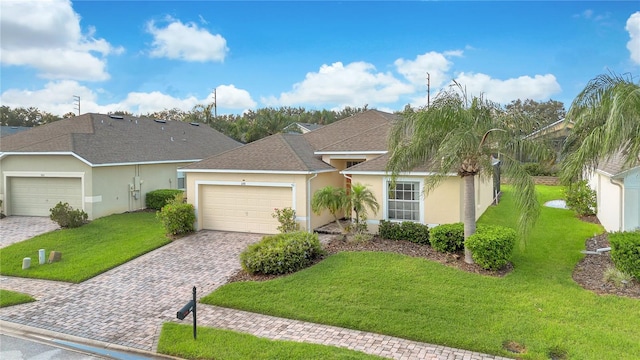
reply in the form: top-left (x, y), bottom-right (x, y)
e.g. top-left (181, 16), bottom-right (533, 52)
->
top-left (0, 212), bottom-right (170, 283)
top-left (158, 323), bottom-right (384, 360)
top-left (0, 289), bottom-right (35, 307)
top-left (201, 186), bottom-right (640, 360)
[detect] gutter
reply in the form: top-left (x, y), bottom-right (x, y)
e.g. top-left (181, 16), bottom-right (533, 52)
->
top-left (610, 178), bottom-right (624, 231)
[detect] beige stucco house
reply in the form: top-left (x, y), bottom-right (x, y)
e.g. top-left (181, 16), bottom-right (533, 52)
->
top-left (0, 113), bottom-right (241, 219)
top-left (182, 110), bottom-right (495, 234)
top-left (587, 152), bottom-right (640, 232)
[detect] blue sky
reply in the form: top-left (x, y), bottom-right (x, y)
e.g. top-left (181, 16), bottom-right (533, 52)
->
top-left (1, 0), bottom-right (639, 116)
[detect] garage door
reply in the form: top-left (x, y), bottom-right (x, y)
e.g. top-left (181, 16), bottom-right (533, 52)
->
top-left (10, 177), bottom-right (82, 216)
top-left (201, 185), bottom-right (292, 234)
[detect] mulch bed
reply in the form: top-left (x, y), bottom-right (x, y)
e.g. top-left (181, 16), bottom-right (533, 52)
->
top-left (229, 217), bottom-right (639, 301)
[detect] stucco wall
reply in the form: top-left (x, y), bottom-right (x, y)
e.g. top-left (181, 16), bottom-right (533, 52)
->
top-left (589, 171), bottom-right (623, 232)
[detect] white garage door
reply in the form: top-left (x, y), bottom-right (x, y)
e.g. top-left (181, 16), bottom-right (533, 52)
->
top-left (10, 177), bottom-right (82, 216)
top-left (201, 185), bottom-right (292, 234)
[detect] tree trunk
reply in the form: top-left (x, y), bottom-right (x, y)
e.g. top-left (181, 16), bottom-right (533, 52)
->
top-left (463, 174), bottom-right (476, 264)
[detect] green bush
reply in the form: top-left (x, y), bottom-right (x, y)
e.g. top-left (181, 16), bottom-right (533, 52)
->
top-left (156, 195), bottom-right (195, 235)
top-left (49, 202), bottom-right (88, 228)
top-left (465, 225), bottom-right (516, 270)
top-left (564, 180), bottom-right (597, 216)
top-left (146, 189), bottom-right (184, 210)
top-left (429, 223), bottom-right (464, 253)
top-left (523, 162), bottom-right (557, 176)
top-left (609, 231), bottom-right (640, 281)
top-left (379, 220), bottom-right (430, 245)
top-left (272, 207), bottom-right (300, 233)
top-left (240, 232), bottom-right (325, 275)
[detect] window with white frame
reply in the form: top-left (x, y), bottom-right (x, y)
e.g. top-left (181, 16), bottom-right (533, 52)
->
top-left (177, 171), bottom-right (185, 190)
top-left (387, 181), bottom-right (420, 221)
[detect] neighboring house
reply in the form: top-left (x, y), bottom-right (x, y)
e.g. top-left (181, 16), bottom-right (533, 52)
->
top-left (0, 113), bottom-right (241, 219)
top-left (587, 152), bottom-right (640, 232)
top-left (523, 118), bottom-right (574, 160)
top-left (182, 110), bottom-right (494, 234)
top-left (283, 122), bottom-right (324, 134)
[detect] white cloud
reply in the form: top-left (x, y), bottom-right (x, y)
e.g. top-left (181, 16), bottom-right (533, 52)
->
top-left (0, 81), bottom-right (101, 115)
top-left (626, 12), bottom-right (640, 65)
top-left (262, 61), bottom-right (414, 108)
top-left (146, 17), bottom-right (228, 62)
top-left (0, 0), bottom-right (121, 81)
top-left (394, 51), bottom-right (462, 88)
top-left (452, 73), bottom-right (561, 103)
top-left (204, 85), bottom-right (257, 109)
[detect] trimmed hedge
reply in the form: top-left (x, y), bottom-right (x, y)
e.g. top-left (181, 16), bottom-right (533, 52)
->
top-left (49, 202), bottom-right (88, 228)
top-left (146, 189), bottom-right (184, 210)
top-left (465, 225), bottom-right (516, 270)
top-left (430, 223), bottom-right (464, 253)
top-left (379, 220), bottom-right (430, 245)
top-left (240, 232), bottom-right (325, 275)
top-left (610, 231), bottom-right (640, 281)
top-left (156, 202), bottom-right (195, 235)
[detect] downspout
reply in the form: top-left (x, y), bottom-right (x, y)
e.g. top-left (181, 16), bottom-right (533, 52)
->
top-left (610, 178), bottom-right (624, 231)
top-left (306, 172), bottom-right (318, 232)
top-left (343, 173), bottom-right (353, 223)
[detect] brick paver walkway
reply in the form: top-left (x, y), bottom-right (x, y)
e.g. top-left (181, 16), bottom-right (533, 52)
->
top-left (0, 221), bottom-right (511, 360)
top-left (0, 216), bottom-right (60, 248)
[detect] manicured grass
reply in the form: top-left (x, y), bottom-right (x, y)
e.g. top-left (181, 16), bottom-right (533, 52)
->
top-left (0, 212), bottom-right (170, 283)
top-left (158, 323), bottom-right (384, 360)
top-left (0, 289), bottom-right (35, 308)
top-left (202, 186), bottom-right (640, 360)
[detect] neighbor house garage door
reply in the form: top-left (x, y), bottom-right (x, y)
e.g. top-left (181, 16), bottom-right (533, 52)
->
top-left (201, 185), bottom-right (292, 234)
top-left (9, 177), bottom-right (82, 216)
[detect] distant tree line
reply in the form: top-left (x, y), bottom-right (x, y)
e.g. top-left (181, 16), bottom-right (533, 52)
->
top-left (0, 99), bottom-right (565, 144)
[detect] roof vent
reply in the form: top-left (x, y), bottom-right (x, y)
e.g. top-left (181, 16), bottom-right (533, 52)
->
top-left (190, 122), bottom-right (200, 126)
top-left (109, 115), bottom-right (124, 120)
top-left (154, 119), bottom-right (167, 124)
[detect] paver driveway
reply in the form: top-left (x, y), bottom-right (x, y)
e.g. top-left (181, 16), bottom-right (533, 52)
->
top-left (0, 216), bottom-right (60, 248)
top-left (0, 231), bottom-right (263, 350)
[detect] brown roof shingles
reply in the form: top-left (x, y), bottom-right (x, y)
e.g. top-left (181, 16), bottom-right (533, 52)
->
top-left (182, 133), bottom-right (335, 172)
top-left (0, 113), bottom-right (241, 165)
top-left (303, 110), bottom-right (396, 150)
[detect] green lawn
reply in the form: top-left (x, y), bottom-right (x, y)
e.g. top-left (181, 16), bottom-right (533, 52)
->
top-left (0, 289), bottom-right (35, 308)
top-left (0, 212), bottom-right (170, 283)
top-left (158, 323), bottom-right (384, 360)
top-left (201, 186), bottom-right (640, 360)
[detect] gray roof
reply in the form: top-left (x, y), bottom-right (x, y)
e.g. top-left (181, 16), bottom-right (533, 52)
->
top-left (597, 150), bottom-right (640, 177)
top-left (1, 126), bottom-right (32, 137)
top-left (303, 110), bottom-right (397, 150)
top-left (0, 113), bottom-right (241, 165)
top-left (182, 133), bottom-right (335, 172)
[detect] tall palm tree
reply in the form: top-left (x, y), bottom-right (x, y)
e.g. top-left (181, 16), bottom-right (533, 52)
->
top-left (561, 73), bottom-right (640, 183)
top-left (348, 183), bottom-right (380, 231)
top-left (311, 186), bottom-right (349, 233)
top-left (387, 84), bottom-right (551, 263)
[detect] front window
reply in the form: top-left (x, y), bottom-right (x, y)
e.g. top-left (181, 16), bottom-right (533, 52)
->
top-left (177, 171), bottom-right (185, 190)
top-left (388, 181), bottom-right (420, 221)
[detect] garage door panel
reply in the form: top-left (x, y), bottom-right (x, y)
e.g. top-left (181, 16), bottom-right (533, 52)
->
top-left (10, 177), bottom-right (82, 216)
top-left (201, 185), bottom-right (292, 234)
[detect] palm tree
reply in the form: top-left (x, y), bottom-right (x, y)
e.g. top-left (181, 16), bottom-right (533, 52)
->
top-left (387, 84), bottom-right (551, 263)
top-left (311, 186), bottom-right (349, 233)
top-left (348, 183), bottom-right (380, 232)
top-left (560, 73), bottom-right (640, 183)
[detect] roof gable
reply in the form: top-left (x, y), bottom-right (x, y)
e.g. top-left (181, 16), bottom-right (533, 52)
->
top-left (303, 110), bottom-right (396, 150)
top-left (0, 113), bottom-right (241, 165)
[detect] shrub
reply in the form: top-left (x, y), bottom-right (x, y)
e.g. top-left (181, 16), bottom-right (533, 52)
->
top-left (49, 202), bottom-right (88, 228)
top-left (522, 162), bottom-right (557, 176)
top-left (272, 207), bottom-right (299, 233)
top-left (240, 231), bottom-right (324, 275)
top-left (379, 220), bottom-right (430, 245)
top-left (564, 180), bottom-right (597, 216)
top-left (429, 223), bottom-right (464, 252)
top-left (603, 266), bottom-right (633, 287)
top-left (609, 231), bottom-right (640, 281)
top-left (465, 225), bottom-right (516, 270)
top-left (156, 194), bottom-right (195, 235)
top-left (146, 189), bottom-right (184, 210)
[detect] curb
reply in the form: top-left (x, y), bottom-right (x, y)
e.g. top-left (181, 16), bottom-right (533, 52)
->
top-left (0, 320), bottom-right (182, 360)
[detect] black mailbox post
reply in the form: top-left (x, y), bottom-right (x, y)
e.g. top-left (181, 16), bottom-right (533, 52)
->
top-left (176, 286), bottom-right (197, 339)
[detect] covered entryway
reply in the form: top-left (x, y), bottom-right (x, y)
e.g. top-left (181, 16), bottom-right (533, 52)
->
top-left (200, 184), bottom-right (293, 234)
top-left (9, 177), bottom-right (82, 216)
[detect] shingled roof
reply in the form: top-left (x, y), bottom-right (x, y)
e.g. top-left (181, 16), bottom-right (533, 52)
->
top-left (181, 133), bottom-right (335, 173)
top-left (597, 150), bottom-right (640, 177)
top-left (0, 113), bottom-right (241, 165)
